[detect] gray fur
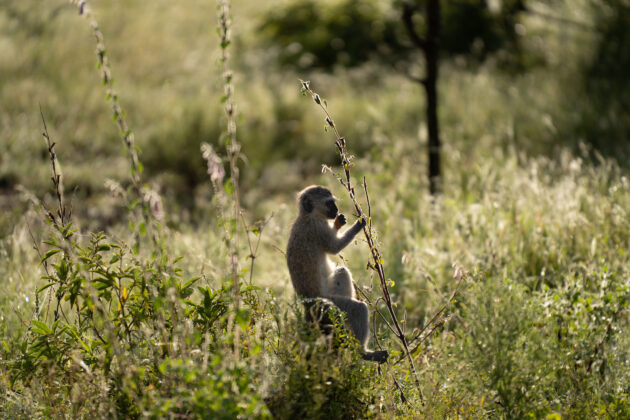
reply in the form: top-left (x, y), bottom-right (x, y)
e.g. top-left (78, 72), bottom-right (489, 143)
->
top-left (329, 266), bottom-right (355, 299)
top-left (286, 185), bottom-right (388, 363)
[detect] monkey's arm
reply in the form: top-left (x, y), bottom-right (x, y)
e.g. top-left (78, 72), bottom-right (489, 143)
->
top-left (324, 217), bottom-right (366, 254)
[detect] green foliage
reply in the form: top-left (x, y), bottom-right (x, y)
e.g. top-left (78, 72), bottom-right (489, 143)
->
top-left (3, 0), bottom-right (630, 418)
top-left (4, 216), bottom-right (271, 417)
top-left (259, 0), bottom-right (527, 71)
top-left (264, 304), bottom-right (384, 419)
top-left (260, 0), bottom-right (404, 70)
top-left (141, 357), bottom-right (269, 419)
top-left (440, 0), bottom-right (525, 62)
top-left (576, 0), bottom-right (630, 157)
top-left (143, 105), bottom-right (223, 196)
top-left (426, 270), bottom-right (630, 418)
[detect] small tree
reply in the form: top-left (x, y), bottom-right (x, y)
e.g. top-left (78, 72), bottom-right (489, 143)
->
top-left (260, 0), bottom-right (527, 194)
top-left (402, 0), bottom-right (441, 194)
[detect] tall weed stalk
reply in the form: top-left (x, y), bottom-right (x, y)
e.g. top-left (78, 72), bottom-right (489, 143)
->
top-left (72, 0), bottom-right (162, 249)
top-left (299, 80), bottom-right (463, 397)
top-left (201, 0), bottom-right (246, 361)
top-left (218, 0), bottom-right (242, 344)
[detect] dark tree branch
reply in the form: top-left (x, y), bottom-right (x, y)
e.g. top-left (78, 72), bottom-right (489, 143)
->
top-left (405, 73), bottom-right (428, 87)
top-left (402, 3), bottom-right (427, 51)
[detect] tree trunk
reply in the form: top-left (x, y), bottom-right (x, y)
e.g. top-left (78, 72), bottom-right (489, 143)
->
top-left (402, 0), bottom-right (442, 195)
top-left (425, 0), bottom-right (441, 195)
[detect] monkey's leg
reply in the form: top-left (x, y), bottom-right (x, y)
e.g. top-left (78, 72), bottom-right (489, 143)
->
top-left (328, 296), bottom-right (369, 346)
top-left (328, 296), bottom-right (389, 363)
top-left (329, 267), bottom-right (353, 298)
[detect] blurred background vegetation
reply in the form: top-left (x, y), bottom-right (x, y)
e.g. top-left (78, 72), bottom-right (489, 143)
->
top-left (1, 0), bottom-right (629, 233)
top-left (2, 0), bottom-right (630, 417)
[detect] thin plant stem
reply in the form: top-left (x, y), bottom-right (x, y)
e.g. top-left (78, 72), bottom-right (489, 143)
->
top-left (40, 109), bottom-right (73, 322)
top-left (240, 213), bottom-right (273, 286)
top-left (73, 1), bottom-right (141, 188)
top-left (40, 106), bottom-right (69, 226)
top-left (299, 79), bottom-right (421, 390)
top-left (218, 0), bottom-right (242, 360)
top-left (72, 0), bottom-right (160, 248)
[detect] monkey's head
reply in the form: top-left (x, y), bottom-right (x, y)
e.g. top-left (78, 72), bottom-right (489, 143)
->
top-left (297, 185), bottom-right (338, 219)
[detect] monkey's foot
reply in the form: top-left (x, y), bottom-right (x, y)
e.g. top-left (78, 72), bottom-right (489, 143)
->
top-left (361, 350), bottom-right (389, 364)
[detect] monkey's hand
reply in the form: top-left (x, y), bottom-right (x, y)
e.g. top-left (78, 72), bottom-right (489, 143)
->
top-left (358, 216), bottom-right (367, 228)
top-left (334, 214), bottom-right (347, 230)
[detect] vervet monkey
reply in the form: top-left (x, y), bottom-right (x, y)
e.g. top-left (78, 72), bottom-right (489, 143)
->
top-left (286, 185), bottom-right (388, 363)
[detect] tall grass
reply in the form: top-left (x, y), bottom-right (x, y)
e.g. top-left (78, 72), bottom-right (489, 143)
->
top-left (299, 80), bottom-right (468, 402)
top-left (1, 1), bottom-right (630, 418)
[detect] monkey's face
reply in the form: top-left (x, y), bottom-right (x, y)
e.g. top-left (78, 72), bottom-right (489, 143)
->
top-left (298, 185), bottom-right (339, 219)
top-left (324, 198), bottom-right (338, 219)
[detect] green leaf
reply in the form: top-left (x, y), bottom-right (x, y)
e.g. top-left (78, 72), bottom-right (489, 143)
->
top-left (37, 283), bottom-right (55, 293)
top-left (235, 309), bottom-right (251, 330)
top-left (31, 320), bottom-right (51, 335)
top-left (71, 331), bottom-right (92, 355)
top-left (41, 249), bottom-right (61, 263)
top-left (55, 259), bottom-right (70, 281)
top-left (183, 277), bottom-right (200, 289)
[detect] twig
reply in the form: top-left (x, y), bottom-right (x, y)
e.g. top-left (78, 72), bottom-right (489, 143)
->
top-left (40, 106), bottom-right (69, 226)
top-left (240, 212), bottom-right (273, 285)
top-left (26, 221), bottom-right (53, 321)
top-left (299, 79), bottom-right (421, 392)
top-left (40, 108), bottom-right (74, 322)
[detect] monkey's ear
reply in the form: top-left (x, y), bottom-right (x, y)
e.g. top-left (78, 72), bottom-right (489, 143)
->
top-left (302, 196), bottom-right (314, 213)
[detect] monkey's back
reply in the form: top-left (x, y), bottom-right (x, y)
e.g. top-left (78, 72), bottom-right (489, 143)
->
top-left (286, 218), bottom-right (332, 298)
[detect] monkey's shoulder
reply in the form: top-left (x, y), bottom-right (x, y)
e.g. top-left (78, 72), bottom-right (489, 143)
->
top-left (289, 218), bottom-right (332, 239)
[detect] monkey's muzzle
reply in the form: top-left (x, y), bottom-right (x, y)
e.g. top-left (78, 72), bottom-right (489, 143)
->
top-left (326, 201), bottom-right (338, 219)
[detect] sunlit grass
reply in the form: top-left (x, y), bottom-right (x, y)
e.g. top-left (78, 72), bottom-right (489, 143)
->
top-left (2, 0), bottom-right (630, 417)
